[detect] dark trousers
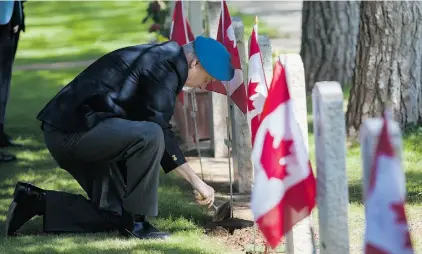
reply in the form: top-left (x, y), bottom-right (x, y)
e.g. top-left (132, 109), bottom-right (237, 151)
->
top-left (42, 118), bottom-right (165, 233)
top-left (0, 25), bottom-right (19, 124)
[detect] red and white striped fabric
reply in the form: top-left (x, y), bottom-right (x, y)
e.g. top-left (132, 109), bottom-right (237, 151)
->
top-left (205, 0), bottom-right (247, 114)
top-left (250, 59), bottom-right (316, 249)
top-left (169, 0), bottom-right (194, 106)
top-left (364, 113), bottom-right (414, 254)
top-left (247, 22), bottom-right (268, 144)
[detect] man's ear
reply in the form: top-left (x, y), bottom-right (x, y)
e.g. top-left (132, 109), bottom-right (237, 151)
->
top-left (191, 58), bottom-right (200, 68)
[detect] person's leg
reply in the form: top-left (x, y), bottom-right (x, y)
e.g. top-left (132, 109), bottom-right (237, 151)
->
top-left (0, 28), bottom-right (21, 147)
top-left (6, 118), bottom-right (166, 237)
top-left (7, 118), bottom-right (166, 238)
top-left (5, 181), bottom-right (131, 235)
top-left (65, 118), bottom-right (165, 218)
top-left (43, 118), bottom-right (166, 237)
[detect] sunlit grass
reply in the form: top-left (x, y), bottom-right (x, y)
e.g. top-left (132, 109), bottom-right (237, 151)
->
top-left (15, 1), bottom-right (279, 67)
top-left (15, 1), bottom-right (155, 65)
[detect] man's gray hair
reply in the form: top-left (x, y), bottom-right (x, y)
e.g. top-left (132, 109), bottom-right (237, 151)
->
top-left (183, 42), bottom-right (196, 59)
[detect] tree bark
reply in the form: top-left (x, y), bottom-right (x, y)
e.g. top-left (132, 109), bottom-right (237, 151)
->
top-left (300, 1), bottom-right (360, 93)
top-left (346, 1), bottom-right (422, 137)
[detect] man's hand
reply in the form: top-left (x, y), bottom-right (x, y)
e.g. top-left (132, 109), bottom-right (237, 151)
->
top-left (174, 162), bottom-right (215, 208)
top-left (193, 184), bottom-right (215, 208)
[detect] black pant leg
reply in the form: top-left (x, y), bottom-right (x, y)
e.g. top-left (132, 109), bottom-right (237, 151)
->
top-left (41, 119), bottom-right (165, 233)
top-left (0, 26), bottom-right (16, 124)
top-left (42, 163), bottom-right (131, 234)
top-left (43, 190), bottom-right (117, 233)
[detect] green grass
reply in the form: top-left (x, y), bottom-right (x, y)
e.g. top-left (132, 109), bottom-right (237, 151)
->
top-left (306, 85), bottom-right (422, 253)
top-left (15, 1), bottom-right (155, 66)
top-left (15, 1), bottom-right (279, 67)
top-left (0, 68), bottom-right (231, 254)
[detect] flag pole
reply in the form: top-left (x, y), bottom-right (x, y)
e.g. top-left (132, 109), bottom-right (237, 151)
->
top-left (181, 0), bottom-right (189, 43)
top-left (252, 16), bottom-right (260, 254)
top-left (255, 15), bottom-right (258, 37)
top-left (220, 0), bottom-right (234, 219)
top-left (178, 0), bottom-right (191, 163)
top-left (264, 244), bottom-right (269, 254)
top-left (182, 0), bottom-right (204, 180)
top-left (190, 89), bottom-right (204, 180)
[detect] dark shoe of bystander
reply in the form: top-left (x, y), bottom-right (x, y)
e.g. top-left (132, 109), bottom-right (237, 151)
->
top-left (0, 151), bottom-right (16, 162)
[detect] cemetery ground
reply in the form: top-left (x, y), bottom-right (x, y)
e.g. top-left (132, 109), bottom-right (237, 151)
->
top-left (0, 1), bottom-right (421, 254)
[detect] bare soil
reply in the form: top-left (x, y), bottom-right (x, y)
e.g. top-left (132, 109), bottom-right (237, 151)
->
top-left (207, 225), bottom-right (275, 253)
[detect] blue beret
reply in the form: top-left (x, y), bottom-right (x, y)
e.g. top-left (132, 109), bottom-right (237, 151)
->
top-left (193, 36), bottom-right (235, 81)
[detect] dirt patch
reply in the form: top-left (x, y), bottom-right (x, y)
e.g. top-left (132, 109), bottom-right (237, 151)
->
top-left (205, 222), bottom-right (285, 253)
top-left (209, 226), bottom-right (266, 252)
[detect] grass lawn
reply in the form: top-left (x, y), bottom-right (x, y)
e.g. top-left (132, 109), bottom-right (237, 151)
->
top-left (15, 1), bottom-right (278, 67)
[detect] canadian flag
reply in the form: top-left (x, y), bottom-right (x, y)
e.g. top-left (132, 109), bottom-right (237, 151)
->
top-left (169, 0), bottom-right (195, 105)
top-left (364, 113), bottom-right (414, 254)
top-left (247, 22), bottom-right (268, 144)
top-left (205, 0), bottom-right (248, 114)
top-left (250, 59), bottom-right (316, 249)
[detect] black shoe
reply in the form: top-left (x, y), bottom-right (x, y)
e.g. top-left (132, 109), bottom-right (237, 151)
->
top-left (0, 133), bottom-right (22, 148)
top-left (121, 220), bottom-right (170, 240)
top-left (5, 182), bottom-right (46, 236)
top-left (0, 151), bottom-right (16, 162)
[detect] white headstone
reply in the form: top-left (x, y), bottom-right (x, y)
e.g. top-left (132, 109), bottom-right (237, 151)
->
top-left (230, 16), bottom-right (253, 194)
top-left (257, 35), bottom-right (273, 88)
top-left (188, 1), bottom-right (203, 36)
top-left (206, 1), bottom-right (228, 158)
top-left (313, 81), bottom-right (350, 254)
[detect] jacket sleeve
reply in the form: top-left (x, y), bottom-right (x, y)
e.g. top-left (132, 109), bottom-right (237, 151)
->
top-left (136, 63), bottom-right (187, 174)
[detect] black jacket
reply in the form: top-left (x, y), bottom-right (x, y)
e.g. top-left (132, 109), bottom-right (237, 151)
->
top-left (37, 41), bottom-right (189, 173)
top-left (11, 0), bottom-right (26, 32)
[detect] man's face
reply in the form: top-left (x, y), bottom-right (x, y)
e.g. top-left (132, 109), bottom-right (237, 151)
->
top-left (184, 58), bottom-right (215, 90)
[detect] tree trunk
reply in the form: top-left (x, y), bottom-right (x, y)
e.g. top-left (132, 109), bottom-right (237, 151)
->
top-left (300, 1), bottom-right (360, 93)
top-left (346, 1), bottom-right (422, 137)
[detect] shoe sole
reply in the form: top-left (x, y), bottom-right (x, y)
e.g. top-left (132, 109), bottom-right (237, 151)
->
top-left (120, 228), bottom-right (170, 240)
top-left (5, 201), bottom-right (17, 236)
top-left (5, 182), bottom-right (26, 236)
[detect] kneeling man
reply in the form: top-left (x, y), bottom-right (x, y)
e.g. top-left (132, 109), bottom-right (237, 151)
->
top-left (6, 36), bottom-right (234, 239)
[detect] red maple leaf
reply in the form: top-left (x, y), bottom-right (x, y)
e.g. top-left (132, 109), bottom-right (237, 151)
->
top-left (391, 202), bottom-right (413, 249)
top-left (391, 203), bottom-right (407, 224)
top-left (247, 81), bottom-right (258, 112)
top-left (260, 131), bottom-right (293, 180)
